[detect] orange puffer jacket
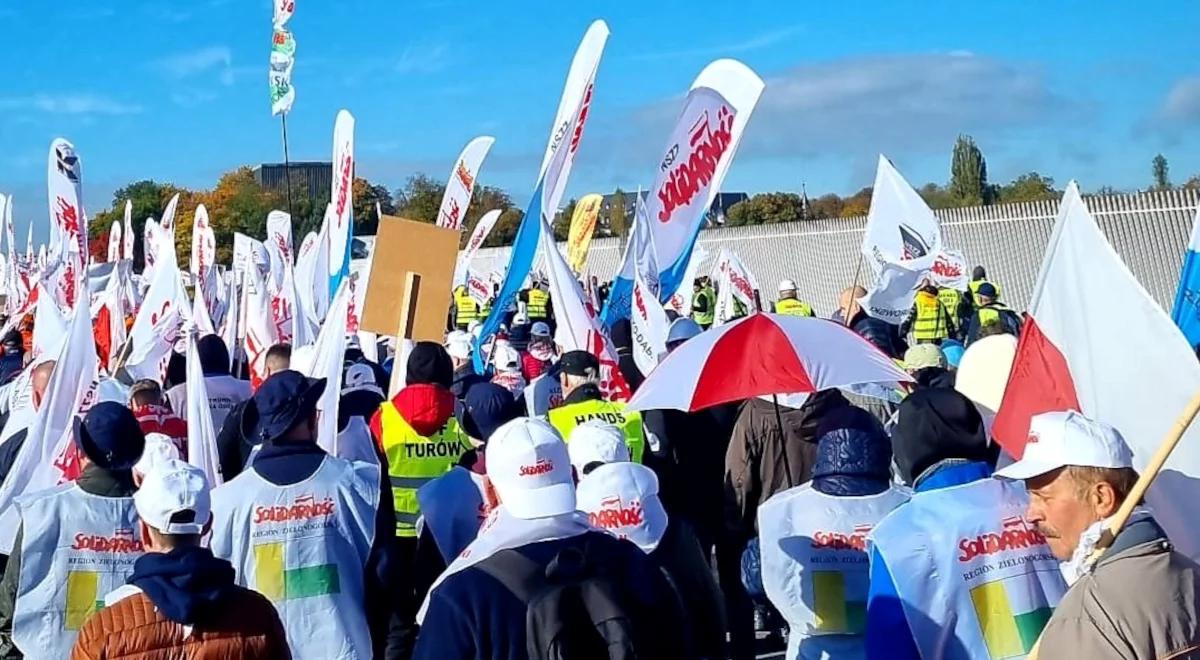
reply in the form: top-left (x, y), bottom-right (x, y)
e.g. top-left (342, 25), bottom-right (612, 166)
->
top-left (70, 587), bottom-right (290, 659)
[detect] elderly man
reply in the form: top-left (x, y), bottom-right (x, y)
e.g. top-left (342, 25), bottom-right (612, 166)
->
top-left (996, 411), bottom-right (1200, 659)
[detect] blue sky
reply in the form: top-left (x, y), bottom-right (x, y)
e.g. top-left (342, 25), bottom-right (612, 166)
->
top-left (2, 0), bottom-right (1199, 242)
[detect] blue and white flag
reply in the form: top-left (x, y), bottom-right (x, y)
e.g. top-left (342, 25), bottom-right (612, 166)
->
top-left (1172, 206), bottom-right (1200, 349)
top-left (602, 59), bottom-right (764, 326)
top-left (472, 20), bottom-right (609, 372)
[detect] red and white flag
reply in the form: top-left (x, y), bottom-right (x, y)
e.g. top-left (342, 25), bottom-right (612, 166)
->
top-left (993, 182), bottom-right (1200, 560)
top-left (437, 136), bottom-right (494, 231)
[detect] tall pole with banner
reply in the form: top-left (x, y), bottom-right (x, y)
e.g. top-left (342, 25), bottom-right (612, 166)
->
top-left (270, 1), bottom-right (297, 219)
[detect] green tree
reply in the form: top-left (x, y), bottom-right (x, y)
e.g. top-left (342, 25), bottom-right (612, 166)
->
top-left (1153, 154), bottom-right (1171, 191)
top-left (807, 194), bottom-right (845, 220)
top-left (486, 208), bottom-right (525, 247)
top-left (949, 135), bottom-right (989, 206)
top-left (89, 180), bottom-right (178, 269)
top-left (917, 182), bottom-right (956, 209)
top-left (352, 177), bottom-right (395, 236)
top-left (998, 172), bottom-right (1058, 203)
top-left (1184, 174), bottom-right (1200, 191)
top-left (554, 198), bottom-right (576, 241)
top-left (840, 187), bottom-right (873, 217)
top-left (607, 188), bottom-right (628, 238)
top-left (725, 193), bottom-right (804, 225)
top-left (394, 173), bottom-right (444, 224)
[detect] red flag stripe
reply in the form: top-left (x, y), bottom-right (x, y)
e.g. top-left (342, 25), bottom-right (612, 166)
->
top-left (690, 315), bottom-right (815, 410)
top-left (992, 316), bottom-right (1082, 458)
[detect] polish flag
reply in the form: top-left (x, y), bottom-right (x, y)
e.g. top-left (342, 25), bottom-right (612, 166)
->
top-left (993, 182), bottom-right (1200, 559)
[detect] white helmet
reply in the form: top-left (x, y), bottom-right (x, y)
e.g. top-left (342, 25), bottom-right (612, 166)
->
top-left (778, 279), bottom-right (797, 292)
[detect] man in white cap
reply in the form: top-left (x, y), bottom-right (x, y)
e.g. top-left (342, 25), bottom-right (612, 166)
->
top-left (578, 462), bottom-right (726, 659)
top-left (413, 418), bottom-right (686, 660)
top-left (446, 330), bottom-right (485, 401)
top-left (72, 460), bottom-right (288, 658)
top-left (773, 280), bottom-right (814, 317)
top-left (132, 433), bottom-right (182, 486)
top-left (995, 411), bottom-right (1200, 659)
top-left (568, 421), bottom-right (630, 478)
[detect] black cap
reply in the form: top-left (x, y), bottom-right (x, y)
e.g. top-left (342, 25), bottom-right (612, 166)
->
top-left (76, 402), bottom-right (146, 471)
top-left (559, 350), bottom-right (599, 377)
top-left (457, 382), bottom-right (523, 441)
top-left (406, 341), bottom-right (453, 389)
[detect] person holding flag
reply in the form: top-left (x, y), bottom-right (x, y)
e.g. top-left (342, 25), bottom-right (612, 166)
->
top-left (210, 370), bottom-right (393, 659)
top-left (546, 350), bottom-right (645, 463)
top-left (994, 411), bottom-right (1200, 658)
top-left (0, 403), bottom-right (147, 659)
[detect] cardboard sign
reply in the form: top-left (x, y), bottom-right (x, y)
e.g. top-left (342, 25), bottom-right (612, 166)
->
top-left (361, 216), bottom-right (460, 342)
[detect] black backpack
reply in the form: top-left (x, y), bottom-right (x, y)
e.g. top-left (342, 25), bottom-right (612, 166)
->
top-left (477, 537), bottom-right (645, 660)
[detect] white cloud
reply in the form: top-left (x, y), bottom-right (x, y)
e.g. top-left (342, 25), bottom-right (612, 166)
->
top-left (1159, 76), bottom-right (1200, 124)
top-left (630, 24), bottom-right (804, 62)
top-left (395, 43), bottom-right (449, 75)
top-left (0, 94), bottom-right (142, 116)
top-left (152, 46), bottom-right (234, 84)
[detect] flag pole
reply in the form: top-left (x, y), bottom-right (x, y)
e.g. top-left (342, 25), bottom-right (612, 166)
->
top-left (1027, 388), bottom-right (1200, 659)
top-left (843, 253), bottom-right (865, 327)
top-left (280, 113), bottom-right (296, 221)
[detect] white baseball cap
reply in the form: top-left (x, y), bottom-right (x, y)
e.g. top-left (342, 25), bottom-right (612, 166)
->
top-left (134, 433), bottom-right (181, 479)
top-left (492, 343), bottom-right (521, 372)
top-left (778, 279), bottom-right (797, 292)
top-left (445, 330), bottom-right (473, 360)
top-left (531, 322), bottom-right (551, 338)
top-left (995, 411), bottom-right (1134, 480)
top-left (576, 462), bottom-right (668, 553)
top-left (568, 422), bottom-right (630, 475)
top-left (486, 418), bottom-right (576, 520)
top-left (133, 458), bottom-right (211, 535)
top-left (342, 363), bottom-right (384, 397)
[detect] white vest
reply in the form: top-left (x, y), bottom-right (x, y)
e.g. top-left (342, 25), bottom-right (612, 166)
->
top-left (13, 484), bottom-right (142, 660)
top-left (869, 478), bottom-right (1067, 660)
top-left (416, 466), bottom-right (487, 563)
top-left (758, 483), bottom-right (910, 660)
top-left (211, 455), bottom-right (380, 660)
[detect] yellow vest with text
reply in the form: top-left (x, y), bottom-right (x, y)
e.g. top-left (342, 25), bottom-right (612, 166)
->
top-left (937, 288), bottom-right (962, 330)
top-left (912, 293), bottom-right (950, 342)
top-left (775, 297), bottom-right (814, 317)
top-left (548, 398), bottom-right (645, 464)
top-left (378, 403), bottom-right (470, 537)
top-left (455, 289), bottom-right (478, 326)
top-left (526, 289), bottom-right (549, 319)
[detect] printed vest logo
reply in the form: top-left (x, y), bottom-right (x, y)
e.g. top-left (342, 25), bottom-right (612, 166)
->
top-left (811, 524), bottom-right (873, 551)
top-left (519, 458), bottom-right (554, 477)
top-left (589, 495), bottom-right (644, 531)
top-left (71, 528), bottom-right (143, 553)
top-left (958, 516), bottom-right (1048, 562)
top-left (254, 494), bottom-right (336, 524)
top-left (404, 437), bottom-right (464, 459)
top-left (572, 410), bottom-right (627, 426)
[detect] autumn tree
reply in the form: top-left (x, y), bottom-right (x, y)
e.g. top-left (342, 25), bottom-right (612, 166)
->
top-left (352, 177), bottom-right (395, 236)
top-left (949, 135), bottom-right (990, 205)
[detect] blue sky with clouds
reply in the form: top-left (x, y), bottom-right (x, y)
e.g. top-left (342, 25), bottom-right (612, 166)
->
top-left (2, 0), bottom-right (1199, 241)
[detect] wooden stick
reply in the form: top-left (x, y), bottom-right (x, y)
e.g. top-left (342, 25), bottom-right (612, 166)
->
top-left (388, 272), bottom-right (422, 395)
top-left (1027, 389), bottom-right (1200, 659)
top-left (843, 253), bottom-right (865, 327)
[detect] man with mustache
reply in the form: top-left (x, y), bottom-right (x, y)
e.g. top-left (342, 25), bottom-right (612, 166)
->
top-left (996, 411), bottom-right (1200, 659)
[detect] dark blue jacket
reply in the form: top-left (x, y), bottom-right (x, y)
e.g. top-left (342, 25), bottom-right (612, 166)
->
top-left (833, 310), bottom-right (906, 359)
top-left (252, 441), bottom-right (398, 657)
top-left (413, 531), bottom-right (688, 660)
top-left (865, 460), bottom-right (992, 660)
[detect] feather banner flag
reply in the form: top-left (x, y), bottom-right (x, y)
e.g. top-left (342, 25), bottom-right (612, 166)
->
top-left (328, 111), bottom-right (354, 300)
top-left (437, 136), bottom-right (494, 231)
top-left (453, 208), bottom-right (502, 287)
top-left (123, 199), bottom-right (134, 260)
top-left (269, 0), bottom-right (296, 116)
top-left (602, 60), bottom-right (764, 325)
top-left (567, 193), bottom-right (603, 274)
top-left (474, 19), bottom-right (609, 371)
top-left (186, 329), bottom-right (223, 486)
top-left (107, 221), bottom-right (122, 263)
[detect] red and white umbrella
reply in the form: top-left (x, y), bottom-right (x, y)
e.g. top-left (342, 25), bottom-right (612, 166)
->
top-left (626, 313), bottom-right (912, 412)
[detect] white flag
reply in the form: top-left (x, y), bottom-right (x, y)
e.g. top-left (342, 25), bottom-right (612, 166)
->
top-left (161, 193), bottom-right (180, 233)
top-left (102, 263), bottom-right (129, 373)
top-left (930, 250), bottom-right (969, 291)
top-left (107, 221), bottom-right (122, 263)
top-left (143, 217), bottom-right (160, 280)
top-left (437, 136), bottom-right (494, 231)
top-left (466, 272), bottom-right (492, 307)
top-left (190, 204), bottom-right (218, 314)
top-left (219, 274), bottom-right (241, 369)
top-left (711, 247), bottom-right (759, 324)
top-left (31, 282), bottom-right (68, 361)
top-left (454, 208), bottom-right (502, 287)
top-left (244, 265), bottom-right (280, 387)
top-left (123, 199), bottom-right (134, 260)
top-left (186, 331), bottom-right (223, 487)
top-left (126, 241), bottom-right (190, 381)
top-left (303, 280), bottom-right (350, 455)
top-left (273, 0), bottom-right (295, 27)
top-left (266, 210), bottom-right (293, 290)
top-left (328, 110), bottom-right (355, 298)
top-left (0, 290), bottom-right (98, 552)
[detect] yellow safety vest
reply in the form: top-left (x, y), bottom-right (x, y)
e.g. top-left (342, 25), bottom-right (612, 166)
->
top-left (912, 293), bottom-right (950, 343)
top-left (775, 297), bottom-right (814, 317)
top-left (378, 403), bottom-right (470, 538)
top-left (526, 289), bottom-right (549, 319)
top-left (455, 289), bottom-right (478, 327)
top-left (547, 398), bottom-right (645, 464)
top-left (968, 280), bottom-right (1001, 300)
top-left (977, 303), bottom-right (1014, 328)
top-left (693, 288), bottom-right (715, 326)
top-left (937, 288), bottom-right (962, 330)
